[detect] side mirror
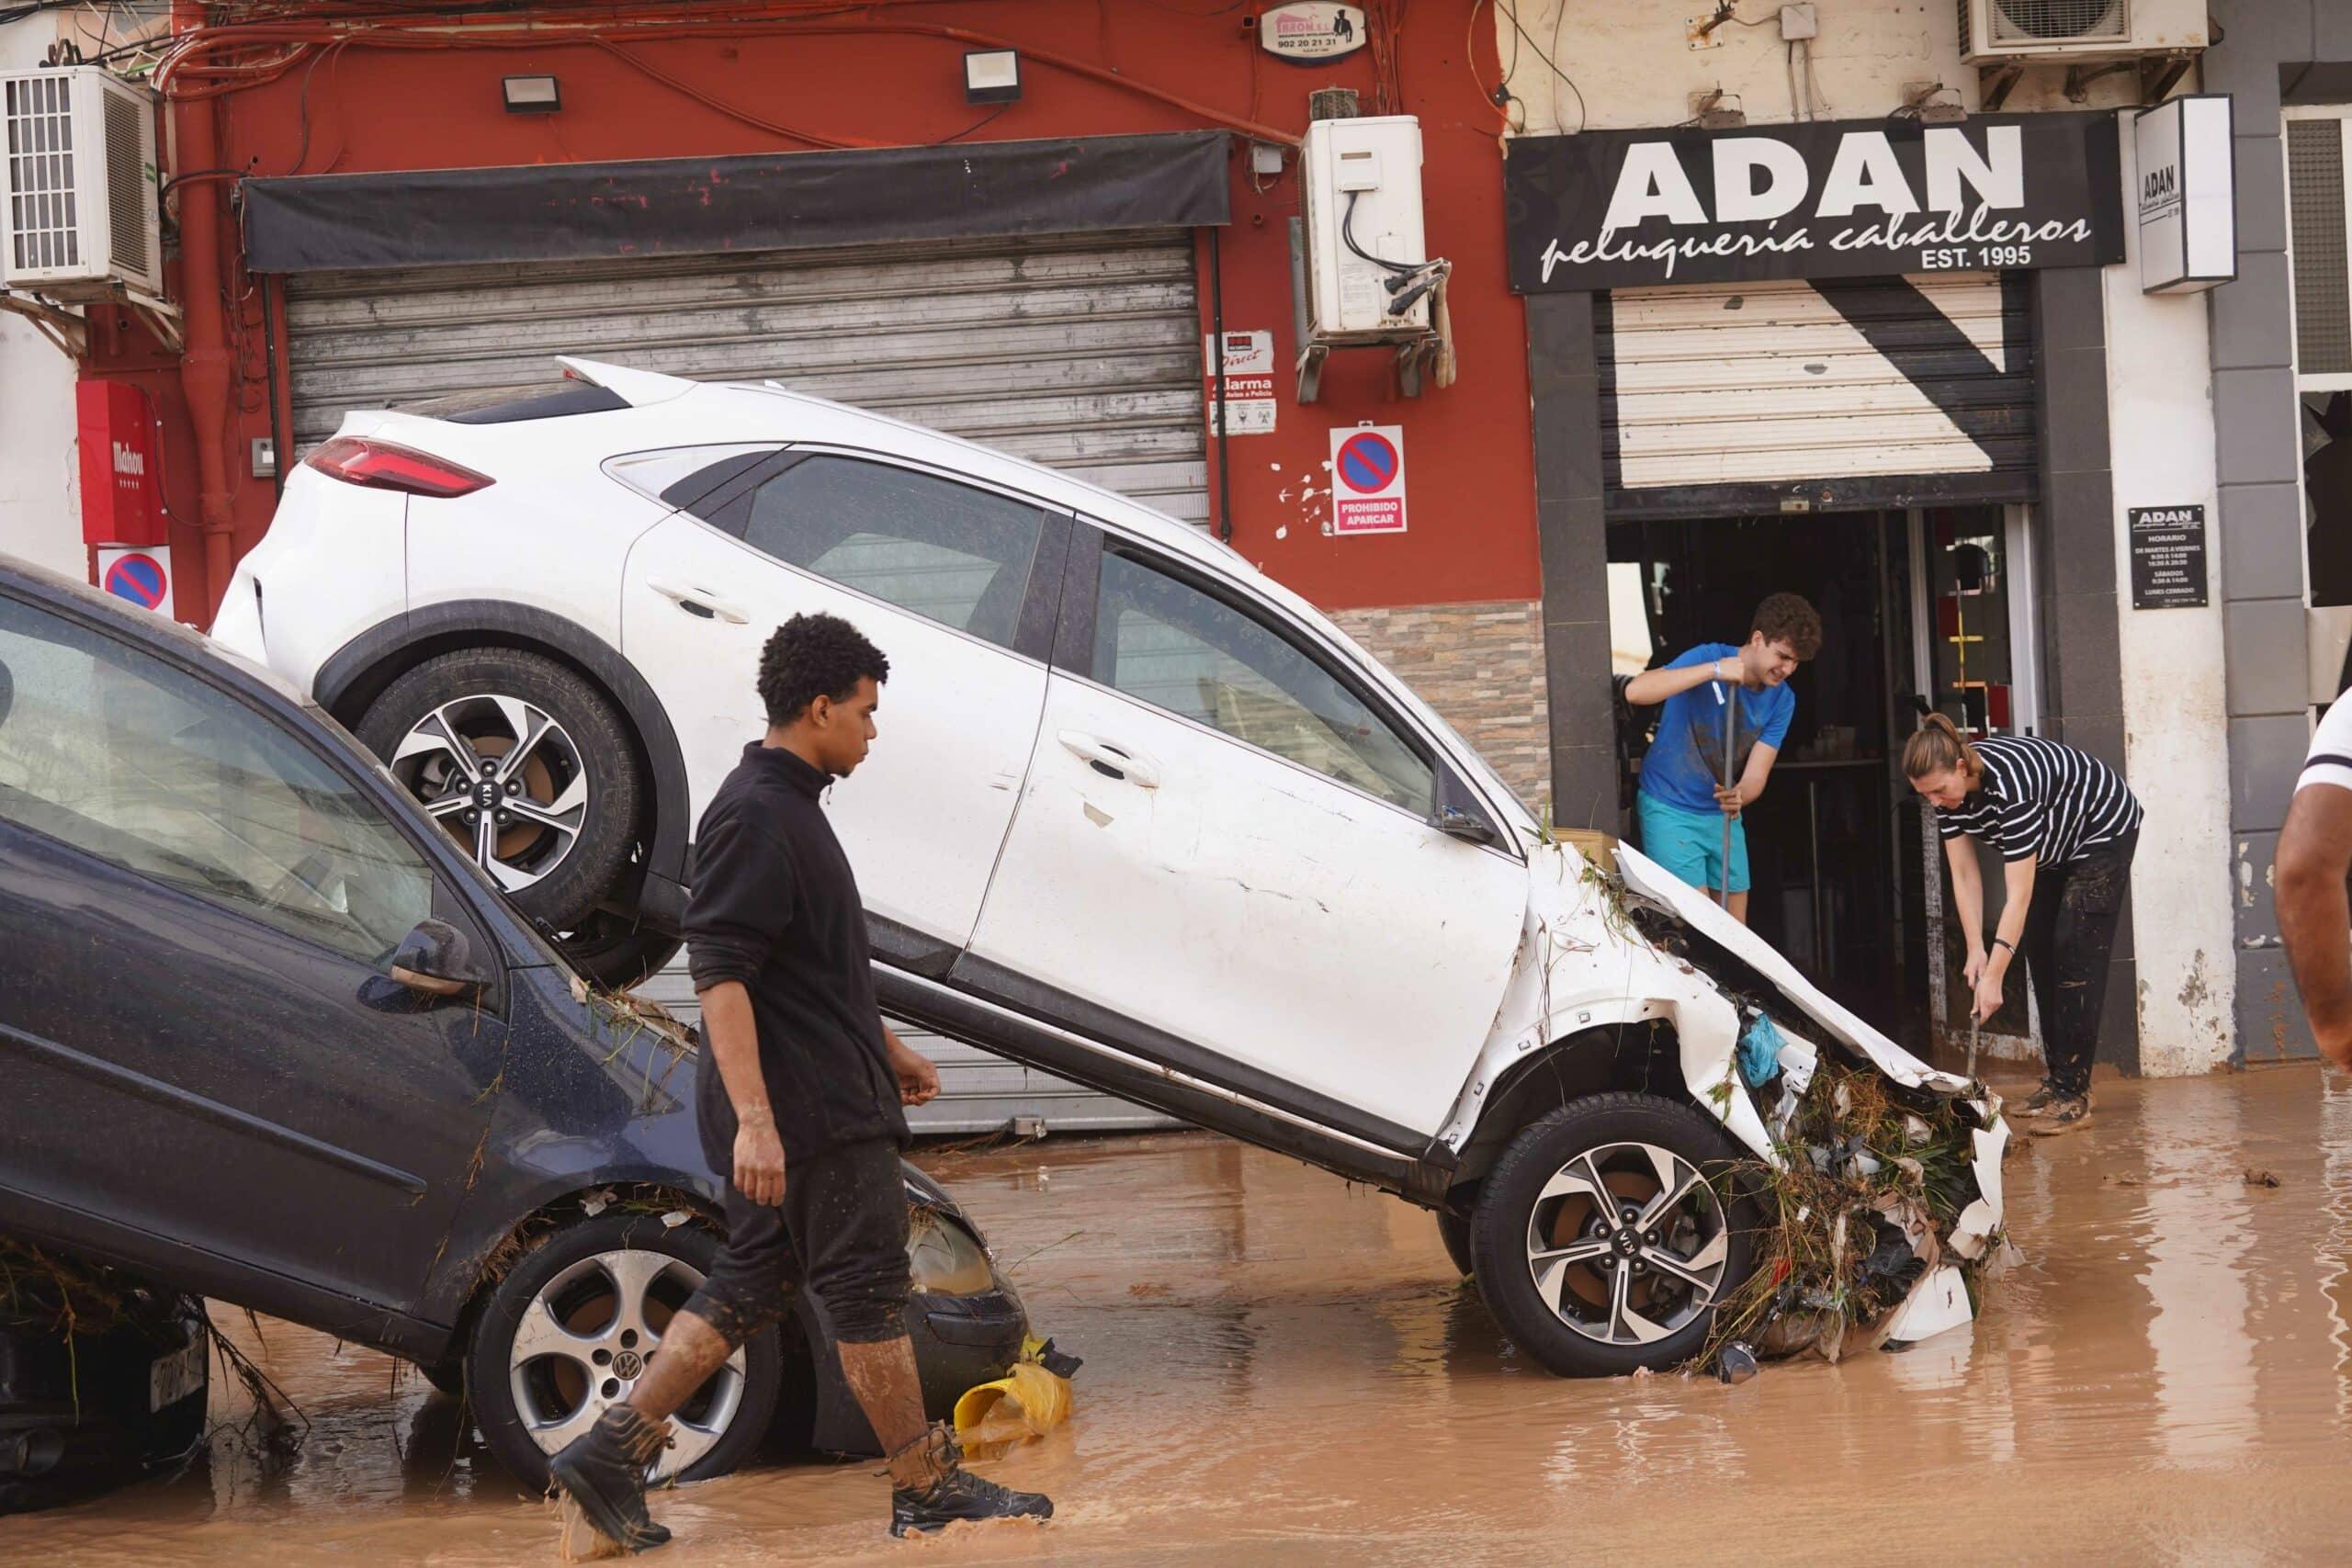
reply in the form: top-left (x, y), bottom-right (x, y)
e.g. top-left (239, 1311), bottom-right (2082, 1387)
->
top-left (389, 919), bottom-right (493, 998)
top-left (1430, 772), bottom-right (1500, 848)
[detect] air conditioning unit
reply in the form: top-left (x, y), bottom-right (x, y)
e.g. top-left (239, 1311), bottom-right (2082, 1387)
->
top-left (1301, 114), bottom-right (1432, 342)
top-left (1, 66), bottom-right (163, 301)
top-left (1959, 0), bottom-right (2207, 62)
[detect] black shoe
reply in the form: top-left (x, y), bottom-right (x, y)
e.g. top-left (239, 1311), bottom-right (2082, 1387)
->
top-left (890, 1467), bottom-right (1056, 1538)
top-left (2016, 1085), bottom-right (2062, 1118)
top-left (550, 1406), bottom-right (673, 1554)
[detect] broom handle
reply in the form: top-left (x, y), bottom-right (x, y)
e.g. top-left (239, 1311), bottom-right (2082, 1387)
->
top-left (1720, 670), bottom-right (1736, 908)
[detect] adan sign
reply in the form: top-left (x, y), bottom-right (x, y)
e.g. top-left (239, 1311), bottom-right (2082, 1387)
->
top-left (1506, 113), bottom-right (2124, 292)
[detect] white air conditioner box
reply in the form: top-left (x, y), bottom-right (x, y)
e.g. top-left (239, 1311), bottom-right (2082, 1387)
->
top-left (1960, 0), bottom-right (2207, 62)
top-left (1302, 115), bottom-right (1430, 342)
top-left (1, 66), bottom-right (163, 299)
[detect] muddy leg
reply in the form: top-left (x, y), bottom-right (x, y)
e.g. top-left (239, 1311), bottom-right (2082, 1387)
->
top-left (838, 1335), bottom-right (932, 1482)
top-left (627, 1310), bottom-right (734, 1424)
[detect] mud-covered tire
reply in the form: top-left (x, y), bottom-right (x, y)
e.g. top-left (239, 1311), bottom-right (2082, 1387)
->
top-left (1469, 1092), bottom-right (1758, 1378)
top-left (1436, 1207), bottom-right (1475, 1279)
top-left (463, 1213), bottom-right (783, 1491)
top-left (357, 649), bottom-right (642, 931)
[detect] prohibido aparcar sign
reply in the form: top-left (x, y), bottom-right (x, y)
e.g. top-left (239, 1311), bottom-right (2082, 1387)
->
top-left (1505, 113), bottom-right (2124, 292)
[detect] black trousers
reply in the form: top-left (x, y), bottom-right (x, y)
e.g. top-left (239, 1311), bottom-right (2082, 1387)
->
top-left (2018, 829), bottom-right (2139, 1097)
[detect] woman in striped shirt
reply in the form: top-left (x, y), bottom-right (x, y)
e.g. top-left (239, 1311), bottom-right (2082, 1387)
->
top-left (1904, 715), bottom-right (2143, 1129)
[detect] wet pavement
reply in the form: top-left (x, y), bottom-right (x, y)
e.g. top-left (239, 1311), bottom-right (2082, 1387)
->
top-left (15, 1062), bottom-right (2352, 1564)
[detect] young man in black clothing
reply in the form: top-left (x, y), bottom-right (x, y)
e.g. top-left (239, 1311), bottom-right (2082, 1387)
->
top-left (551, 613), bottom-right (1053, 1551)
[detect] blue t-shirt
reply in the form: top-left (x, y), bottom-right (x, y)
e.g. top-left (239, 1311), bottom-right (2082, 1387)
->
top-left (1636, 642), bottom-right (1794, 813)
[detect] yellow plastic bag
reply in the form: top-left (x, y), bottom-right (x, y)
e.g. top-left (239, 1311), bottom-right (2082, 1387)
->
top-left (953, 1356), bottom-right (1073, 1446)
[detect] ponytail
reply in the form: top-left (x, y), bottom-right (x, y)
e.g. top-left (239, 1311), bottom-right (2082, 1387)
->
top-left (1903, 712), bottom-right (1981, 784)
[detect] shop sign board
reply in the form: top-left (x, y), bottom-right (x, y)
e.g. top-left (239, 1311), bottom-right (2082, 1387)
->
top-left (1259, 3), bottom-right (1367, 63)
top-left (1329, 424), bottom-right (1407, 536)
top-left (1206, 330), bottom-right (1277, 436)
top-left (2133, 96), bottom-right (2236, 294)
top-left (2128, 505), bottom-right (2208, 609)
top-left (1504, 113), bottom-right (2124, 291)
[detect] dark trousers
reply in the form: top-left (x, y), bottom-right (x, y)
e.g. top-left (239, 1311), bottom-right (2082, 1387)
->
top-left (679, 1134), bottom-right (912, 1347)
top-left (2018, 829), bottom-right (2138, 1097)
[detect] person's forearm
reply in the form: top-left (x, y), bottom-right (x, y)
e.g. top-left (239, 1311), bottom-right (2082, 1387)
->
top-left (699, 980), bottom-right (775, 1124)
top-left (1734, 748), bottom-right (1777, 806)
top-left (1947, 842), bottom-right (1985, 954)
top-left (1624, 654), bottom-right (1736, 706)
top-left (1991, 859), bottom-right (2035, 954)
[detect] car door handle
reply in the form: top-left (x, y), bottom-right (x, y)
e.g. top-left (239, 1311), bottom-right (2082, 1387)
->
top-left (1058, 730), bottom-right (1159, 789)
top-left (647, 579), bottom-right (749, 624)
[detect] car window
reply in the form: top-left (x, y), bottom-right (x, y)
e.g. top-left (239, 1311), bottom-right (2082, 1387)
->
top-left (737, 457), bottom-right (1046, 651)
top-left (0, 595), bottom-right (435, 965)
top-left (1090, 549), bottom-right (1435, 815)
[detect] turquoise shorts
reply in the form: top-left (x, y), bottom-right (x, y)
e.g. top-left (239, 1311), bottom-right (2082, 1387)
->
top-left (1637, 792), bottom-right (1750, 895)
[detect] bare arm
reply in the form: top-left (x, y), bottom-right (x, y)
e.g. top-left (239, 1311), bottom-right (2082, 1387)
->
top-left (1972, 855), bottom-right (2037, 1021)
top-left (880, 1022), bottom-right (940, 1106)
top-left (699, 979), bottom-right (786, 1205)
top-left (2278, 784), bottom-right (2352, 1068)
top-left (1718, 741), bottom-right (1781, 814)
top-left (1944, 834), bottom-right (1985, 975)
top-left (1624, 653), bottom-right (1736, 707)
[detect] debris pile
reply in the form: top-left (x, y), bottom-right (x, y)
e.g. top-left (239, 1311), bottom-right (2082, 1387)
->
top-left (1700, 1026), bottom-right (2006, 1370)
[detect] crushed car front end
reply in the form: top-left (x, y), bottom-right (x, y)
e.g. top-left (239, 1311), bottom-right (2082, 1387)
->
top-left (1441, 836), bottom-right (2007, 1371)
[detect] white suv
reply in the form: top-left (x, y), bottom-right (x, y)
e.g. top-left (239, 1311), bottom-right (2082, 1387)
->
top-left (213, 358), bottom-right (2005, 1375)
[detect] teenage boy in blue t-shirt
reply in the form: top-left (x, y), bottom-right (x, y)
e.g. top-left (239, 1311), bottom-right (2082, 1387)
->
top-left (1624, 592), bottom-right (1823, 925)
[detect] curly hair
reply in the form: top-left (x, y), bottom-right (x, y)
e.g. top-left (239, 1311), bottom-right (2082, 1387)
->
top-left (1751, 592), bottom-right (1823, 660)
top-left (756, 613), bottom-right (889, 727)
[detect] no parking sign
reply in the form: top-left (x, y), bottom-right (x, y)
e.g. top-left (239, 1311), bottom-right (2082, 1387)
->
top-left (96, 546), bottom-right (175, 618)
top-left (1329, 424), bottom-right (1408, 536)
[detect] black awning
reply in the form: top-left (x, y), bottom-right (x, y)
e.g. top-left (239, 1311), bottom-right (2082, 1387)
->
top-left (243, 130), bottom-right (1230, 274)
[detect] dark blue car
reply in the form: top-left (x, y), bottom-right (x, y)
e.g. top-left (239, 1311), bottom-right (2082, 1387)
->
top-left (0, 556), bottom-right (1026, 1491)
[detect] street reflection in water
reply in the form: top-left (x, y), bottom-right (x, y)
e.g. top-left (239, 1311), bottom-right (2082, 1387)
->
top-left (15, 1065), bottom-right (2352, 1564)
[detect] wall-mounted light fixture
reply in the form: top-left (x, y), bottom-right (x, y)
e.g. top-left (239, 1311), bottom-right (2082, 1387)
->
top-left (503, 74), bottom-right (561, 114)
top-left (963, 50), bottom-right (1021, 105)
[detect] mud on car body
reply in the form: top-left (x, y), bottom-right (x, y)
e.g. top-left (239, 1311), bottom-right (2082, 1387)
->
top-left (0, 558), bottom-right (1026, 1493)
top-left (220, 360), bottom-right (2006, 1377)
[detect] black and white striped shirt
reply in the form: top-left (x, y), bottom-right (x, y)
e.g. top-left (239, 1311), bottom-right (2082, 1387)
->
top-left (1935, 734), bottom-right (2143, 865)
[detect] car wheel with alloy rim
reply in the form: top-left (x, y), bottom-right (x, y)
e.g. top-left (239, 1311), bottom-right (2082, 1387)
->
top-left (357, 649), bottom-right (644, 937)
top-left (463, 1213), bottom-right (783, 1489)
top-left (1468, 1092), bottom-right (1758, 1377)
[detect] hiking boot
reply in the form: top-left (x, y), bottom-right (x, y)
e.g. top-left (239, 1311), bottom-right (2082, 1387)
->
top-left (887, 1423), bottom-right (1053, 1538)
top-left (550, 1405), bottom-right (673, 1554)
top-left (2030, 1094), bottom-right (2091, 1135)
top-left (2016, 1085), bottom-right (2063, 1118)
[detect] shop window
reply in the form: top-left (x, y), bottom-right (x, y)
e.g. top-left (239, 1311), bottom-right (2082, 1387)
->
top-left (2289, 117), bottom-right (2351, 376)
top-left (1923, 509), bottom-right (2018, 737)
top-left (2290, 109), bottom-right (2352, 604)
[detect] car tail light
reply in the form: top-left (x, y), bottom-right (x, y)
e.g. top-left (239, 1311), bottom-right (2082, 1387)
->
top-left (303, 435), bottom-right (494, 498)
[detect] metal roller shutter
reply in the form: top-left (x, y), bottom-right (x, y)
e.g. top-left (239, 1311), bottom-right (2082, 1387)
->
top-left (282, 228), bottom-right (1197, 1135)
top-left (281, 228), bottom-right (1210, 525)
top-left (1599, 272), bottom-right (2038, 518)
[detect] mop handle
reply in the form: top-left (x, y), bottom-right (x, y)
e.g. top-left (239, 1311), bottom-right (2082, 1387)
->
top-left (1719, 671), bottom-right (1736, 908)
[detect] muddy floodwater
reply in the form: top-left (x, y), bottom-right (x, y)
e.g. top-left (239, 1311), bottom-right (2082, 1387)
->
top-left (17, 1063), bottom-right (2352, 1563)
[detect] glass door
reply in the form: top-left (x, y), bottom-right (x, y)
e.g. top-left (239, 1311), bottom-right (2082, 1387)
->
top-left (1908, 504), bottom-right (2041, 1055)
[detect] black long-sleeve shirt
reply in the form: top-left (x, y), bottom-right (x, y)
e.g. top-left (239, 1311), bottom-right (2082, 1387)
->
top-left (684, 741), bottom-right (908, 1159)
